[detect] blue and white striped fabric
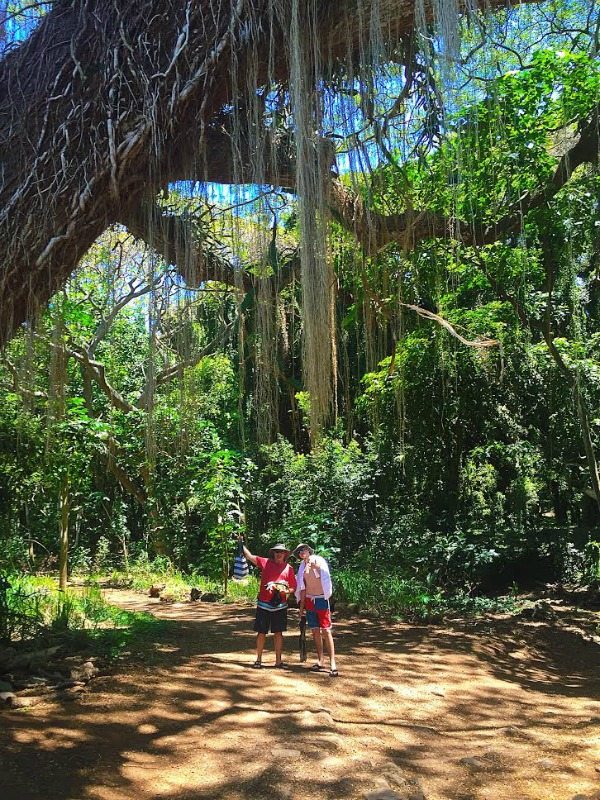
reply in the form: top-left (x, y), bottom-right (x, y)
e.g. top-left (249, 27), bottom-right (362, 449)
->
top-left (233, 540), bottom-right (249, 580)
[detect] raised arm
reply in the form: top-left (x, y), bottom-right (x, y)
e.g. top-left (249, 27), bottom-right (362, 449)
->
top-left (239, 537), bottom-right (258, 567)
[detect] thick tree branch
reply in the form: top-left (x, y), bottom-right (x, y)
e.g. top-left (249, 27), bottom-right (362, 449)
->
top-left (328, 106), bottom-right (600, 253)
top-left (102, 434), bottom-right (147, 507)
top-left (401, 303), bottom-right (498, 347)
top-left (167, 102), bottom-right (599, 263)
top-left (67, 341), bottom-right (136, 414)
top-left (121, 196), bottom-right (301, 295)
top-left (135, 319), bottom-right (236, 410)
top-left (1, 356), bottom-right (47, 401)
top-left (87, 277), bottom-right (159, 357)
top-left (0, 0), bottom-right (545, 346)
top-left (121, 202), bottom-right (244, 290)
top-left (480, 108), bottom-right (599, 244)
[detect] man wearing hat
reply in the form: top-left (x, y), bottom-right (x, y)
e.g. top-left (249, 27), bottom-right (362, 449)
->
top-left (240, 538), bottom-right (297, 669)
top-left (294, 543), bottom-right (338, 677)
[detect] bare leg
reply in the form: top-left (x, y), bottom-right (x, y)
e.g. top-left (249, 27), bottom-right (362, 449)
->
top-left (311, 628), bottom-right (324, 666)
top-left (274, 631), bottom-right (283, 665)
top-left (256, 632), bottom-right (266, 663)
top-left (322, 629), bottom-right (337, 672)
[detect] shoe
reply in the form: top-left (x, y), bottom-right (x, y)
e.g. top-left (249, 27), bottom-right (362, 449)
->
top-left (252, 661), bottom-right (263, 669)
top-left (329, 669), bottom-right (339, 677)
top-left (310, 663), bottom-right (323, 672)
top-left (274, 662), bottom-right (288, 669)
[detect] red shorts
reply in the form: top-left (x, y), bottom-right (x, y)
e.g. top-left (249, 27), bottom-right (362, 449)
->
top-left (305, 596), bottom-right (332, 630)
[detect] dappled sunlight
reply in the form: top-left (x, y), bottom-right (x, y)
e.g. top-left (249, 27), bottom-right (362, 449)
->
top-left (1, 591), bottom-right (598, 800)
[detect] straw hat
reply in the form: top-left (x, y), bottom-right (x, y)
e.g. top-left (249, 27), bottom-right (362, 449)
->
top-left (292, 542), bottom-right (314, 557)
top-left (268, 543), bottom-right (290, 558)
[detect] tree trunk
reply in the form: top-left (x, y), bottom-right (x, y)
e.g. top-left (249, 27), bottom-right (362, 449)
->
top-left (541, 238), bottom-right (600, 513)
top-left (220, 515), bottom-right (229, 597)
top-left (58, 476), bottom-right (70, 590)
top-left (120, 527), bottom-right (130, 574)
top-left (575, 385), bottom-right (600, 513)
top-left (0, 0), bottom-right (529, 347)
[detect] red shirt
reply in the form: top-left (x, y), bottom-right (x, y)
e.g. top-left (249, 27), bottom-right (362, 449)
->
top-left (255, 557), bottom-right (297, 604)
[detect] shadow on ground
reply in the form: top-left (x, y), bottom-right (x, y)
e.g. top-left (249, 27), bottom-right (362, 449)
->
top-left (0, 591), bottom-right (598, 800)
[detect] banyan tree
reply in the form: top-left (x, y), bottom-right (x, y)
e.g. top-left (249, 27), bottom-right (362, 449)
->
top-left (1, 0), bottom-right (599, 438)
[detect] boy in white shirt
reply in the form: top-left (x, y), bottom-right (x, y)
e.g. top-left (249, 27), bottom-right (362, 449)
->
top-left (293, 543), bottom-right (338, 677)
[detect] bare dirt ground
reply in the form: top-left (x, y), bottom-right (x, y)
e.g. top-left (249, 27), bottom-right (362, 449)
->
top-left (1, 589), bottom-right (599, 800)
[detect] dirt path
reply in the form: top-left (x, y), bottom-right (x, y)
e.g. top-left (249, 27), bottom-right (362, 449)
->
top-left (1, 590), bottom-right (599, 800)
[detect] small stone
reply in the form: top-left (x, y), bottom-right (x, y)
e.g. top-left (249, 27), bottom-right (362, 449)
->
top-left (482, 751), bottom-right (502, 763)
top-left (538, 758), bottom-right (556, 769)
top-left (57, 679), bottom-right (86, 690)
top-left (0, 691), bottom-right (17, 706)
top-left (504, 726), bottom-right (527, 738)
top-left (364, 791), bottom-right (403, 800)
top-left (381, 764), bottom-right (406, 786)
top-left (80, 661), bottom-right (97, 679)
top-left (18, 684), bottom-right (54, 697)
top-left (272, 747), bottom-right (301, 759)
top-left (13, 675), bottom-right (48, 690)
top-left (459, 757), bottom-right (485, 771)
top-left (383, 683), bottom-right (396, 692)
top-left (60, 685), bottom-right (86, 701)
top-left (11, 696), bottom-right (38, 709)
top-left (508, 650), bottom-right (528, 660)
top-left (430, 686), bottom-right (445, 697)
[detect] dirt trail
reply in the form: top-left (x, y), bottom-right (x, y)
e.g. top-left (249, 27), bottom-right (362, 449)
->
top-left (1, 589), bottom-right (599, 800)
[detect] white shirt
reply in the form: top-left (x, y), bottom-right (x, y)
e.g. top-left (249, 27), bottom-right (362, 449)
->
top-left (295, 554), bottom-right (333, 601)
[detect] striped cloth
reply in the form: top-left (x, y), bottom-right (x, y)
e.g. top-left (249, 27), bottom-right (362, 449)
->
top-left (233, 539), bottom-right (249, 580)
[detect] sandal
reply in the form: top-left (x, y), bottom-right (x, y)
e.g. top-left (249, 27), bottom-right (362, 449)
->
top-left (329, 669), bottom-right (339, 678)
top-left (274, 662), bottom-right (288, 669)
top-left (310, 663), bottom-right (323, 672)
top-left (252, 660), bottom-right (263, 669)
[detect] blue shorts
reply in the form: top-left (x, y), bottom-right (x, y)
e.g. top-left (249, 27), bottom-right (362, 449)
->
top-left (305, 596), bottom-right (332, 630)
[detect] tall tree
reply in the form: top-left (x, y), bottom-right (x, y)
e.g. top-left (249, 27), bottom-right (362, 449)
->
top-left (0, 0), bottom-right (421, 342)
